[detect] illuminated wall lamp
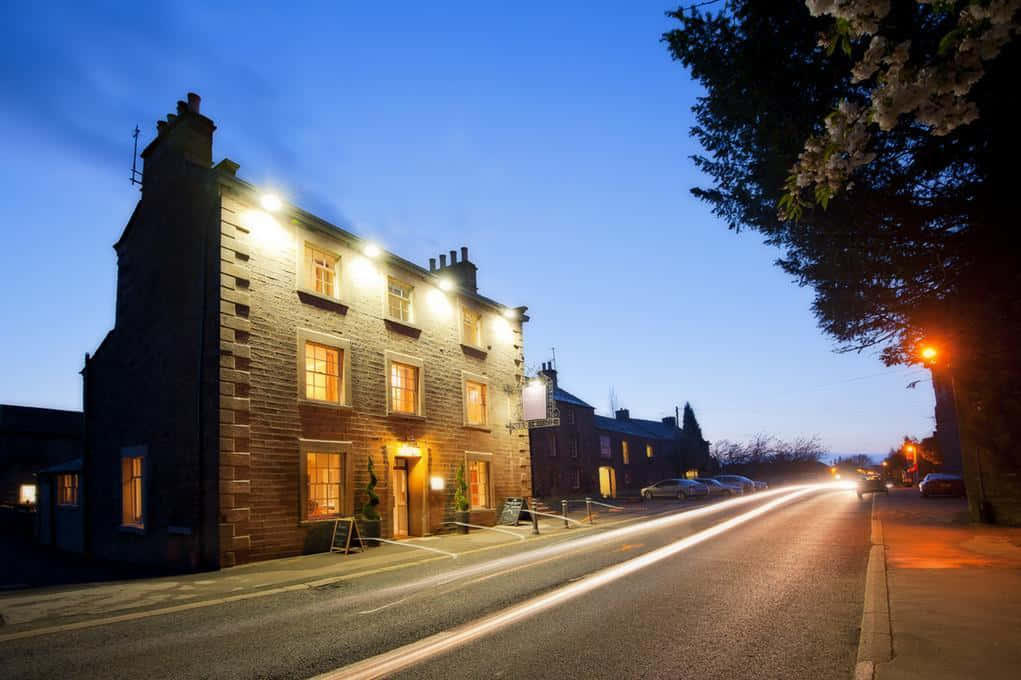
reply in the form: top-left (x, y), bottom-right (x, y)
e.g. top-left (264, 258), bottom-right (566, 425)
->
top-left (363, 243), bottom-right (382, 258)
top-left (260, 193), bottom-right (283, 212)
top-left (430, 476), bottom-right (445, 491)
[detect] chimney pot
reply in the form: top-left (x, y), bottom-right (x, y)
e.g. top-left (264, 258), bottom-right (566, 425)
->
top-left (439, 254), bottom-right (447, 267)
top-left (176, 100), bottom-right (187, 116)
top-left (461, 246), bottom-right (469, 261)
top-left (166, 113), bottom-right (178, 125)
top-left (187, 92), bottom-right (201, 113)
top-left (156, 120), bottom-right (168, 135)
top-left (429, 257), bottom-right (436, 271)
top-left (449, 249), bottom-right (457, 264)
top-left (615, 409), bottom-right (630, 421)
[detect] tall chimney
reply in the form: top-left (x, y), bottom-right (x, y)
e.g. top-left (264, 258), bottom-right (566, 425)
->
top-left (449, 249), bottom-right (457, 264)
top-left (461, 246), bottom-right (468, 261)
top-left (439, 254), bottom-right (447, 267)
top-left (141, 92), bottom-right (216, 188)
top-left (429, 257), bottom-right (436, 271)
top-left (187, 92), bottom-right (201, 113)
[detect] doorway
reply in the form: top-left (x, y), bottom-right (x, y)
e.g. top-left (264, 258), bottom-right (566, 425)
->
top-left (392, 459), bottom-right (409, 537)
top-left (598, 466), bottom-right (616, 498)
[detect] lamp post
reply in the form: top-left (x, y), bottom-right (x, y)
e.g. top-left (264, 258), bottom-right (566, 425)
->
top-left (920, 345), bottom-right (988, 521)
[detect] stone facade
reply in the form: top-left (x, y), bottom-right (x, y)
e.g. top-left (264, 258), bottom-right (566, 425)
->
top-left (84, 94), bottom-right (530, 570)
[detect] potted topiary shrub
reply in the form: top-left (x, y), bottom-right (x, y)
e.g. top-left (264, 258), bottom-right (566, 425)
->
top-left (453, 462), bottom-right (470, 534)
top-left (358, 457), bottom-right (381, 545)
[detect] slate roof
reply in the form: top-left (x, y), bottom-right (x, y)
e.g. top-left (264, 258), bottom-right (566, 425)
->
top-left (593, 415), bottom-right (681, 441)
top-left (37, 458), bottom-right (83, 475)
top-left (554, 387), bottom-right (594, 409)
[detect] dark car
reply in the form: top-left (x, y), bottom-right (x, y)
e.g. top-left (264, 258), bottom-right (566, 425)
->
top-left (856, 474), bottom-right (888, 499)
top-left (919, 473), bottom-right (966, 498)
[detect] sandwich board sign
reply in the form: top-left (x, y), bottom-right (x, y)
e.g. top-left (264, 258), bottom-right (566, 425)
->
top-left (330, 517), bottom-right (365, 555)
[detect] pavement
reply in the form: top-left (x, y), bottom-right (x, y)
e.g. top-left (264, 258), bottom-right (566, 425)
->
top-left (0, 486), bottom-right (870, 679)
top-left (871, 487), bottom-right (1021, 680)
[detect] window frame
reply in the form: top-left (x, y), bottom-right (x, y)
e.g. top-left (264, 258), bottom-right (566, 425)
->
top-left (57, 473), bottom-right (79, 508)
top-left (298, 439), bottom-right (354, 523)
top-left (465, 451), bottom-right (494, 510)
top-left (569, 433), bottom-right (579, 458)
top-left (385, 350), bottom-right (426, 417)
top-left (386, 275), bottom-right (415, 324)
top-left (599, 434), bottom-right (612, 459)
top-left (294, 227), bottom-right (348, 307)
top-left (459, 304), bottom-right (484, 348)
top-left (462, 371), bottom-right (491, 428)
top-left (120, 445), bottom-right (147, 532)
top-left (296, 328), bottom-right (353, 408)
top-left (621, 439), bottom-right (630, 465)
top-left (571, 468), bottom-right (581, 490)
top-left (646, 443), bottom-right (655, 460)
top-left (301, 240), bottom-right (341, 300)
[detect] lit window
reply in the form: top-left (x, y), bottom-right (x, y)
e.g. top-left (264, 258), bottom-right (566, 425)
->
top-left (19, 484), bottom-right (36, 505)
top-left (390, 361), bottom-right (419, 414)
top-left (646, 443), bottom-right (654, 460)
top-left (305, 244), bottom-right (338, 298)
top-left (306, 452), bottom-right (342, 519)
top-left (465, 380), bottom-right (488, 426)
top-left (468, 459), bottom-right (491, 508)
top-left (600, 435), bottom-right (611, 459)
top-left (121, 456), bottom-right (144, 527)
top-left (462, 306), bottom-right (482, 346)
top-left (685, 468), bottom-right (699, 479)
top-left (621, 440), bottom-right (630, 465)
top-left (388, 277), bottom-right (413, 322)
top-left (57, 474), bottom-right (79, 507)
top-left (571, 468), bottom-right (581, 489)
top-left (305, 341), bottom-right (342, 403)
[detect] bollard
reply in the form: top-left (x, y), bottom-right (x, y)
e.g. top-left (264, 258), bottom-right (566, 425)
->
top-left (586, 497), bottom-right (593, 525)
top-left (530, 497), bottom-right (540, 535)
top-left (562, 499), bottom-right (570, 529)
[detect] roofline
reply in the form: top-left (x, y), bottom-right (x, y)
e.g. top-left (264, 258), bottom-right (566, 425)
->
top-left (216, 169), bottom-right (529, 320)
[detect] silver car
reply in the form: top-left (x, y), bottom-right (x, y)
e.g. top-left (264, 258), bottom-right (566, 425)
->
top-left (714, 475), bottom-right (757, 494)
top-left (695, 478), bottom-right (743, 496)
top-left (641, 478), bottom-right (708, 500)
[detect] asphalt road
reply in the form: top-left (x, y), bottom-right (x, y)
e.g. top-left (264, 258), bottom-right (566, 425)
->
top-left (0, 487), bottom-right (869, 680)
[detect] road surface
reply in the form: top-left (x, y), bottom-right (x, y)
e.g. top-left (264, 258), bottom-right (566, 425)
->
top-left (0, 487), bottom-right (869, 679)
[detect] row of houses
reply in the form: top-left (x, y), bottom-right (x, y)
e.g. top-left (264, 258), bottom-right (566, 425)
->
top-left (2, 94), bottom-right (708, 571)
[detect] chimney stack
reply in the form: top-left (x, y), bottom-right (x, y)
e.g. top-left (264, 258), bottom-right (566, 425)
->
top-left (461, 246), bottom-right (468, 261)
top-left (439, 254), bottom-right (447, 267)
top-left (141, 92), bottom-right (216, 189)
top-left (429, 257), bottom-right (437, 271)
top-left (615, 409), bottom-right (630, 421)
top-left (187, 92), bottom-right (201, 113)
top-left (449, 249), bottom-right (457, 264)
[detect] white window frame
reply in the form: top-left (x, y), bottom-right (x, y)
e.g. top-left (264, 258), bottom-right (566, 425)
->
top-left (462, 371), bottom-right (491, 428)
top-left (298, 439), bottom-right (354, 523)
top-left (296, 328), bottom-right (353, 408)
top-left (120, 445), bottom-right (147, 531)
top-left (299, 239), bottom-right (341, 300)
top-left (460, 304), bottom-right (484, 348)
top-left (385, 350), bottom-right (425, 417)
top-left (386, 276), bottom-right (415, 324)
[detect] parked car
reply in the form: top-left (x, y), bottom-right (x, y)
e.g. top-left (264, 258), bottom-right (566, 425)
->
top-left (919, 473), bottom-right (966, 498)
top-left (694, 478), bottom-right (742, 496)
top-left (856, 473), bottom-right (888, 499)
top-left (714, 475), bottom-right (757, 493)
top-left (641, 479), bottom-right (708, 500)
top-left (752, 480), bottom-right (768, 490)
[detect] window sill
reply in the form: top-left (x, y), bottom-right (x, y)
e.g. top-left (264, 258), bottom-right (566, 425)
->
top-left (299, 517), bottom-right (342, 527)
top-left (460, 343), bottom-right (488, 359)
top-left (470, 507), bottom-right (495, 513)
top-left (384, 317), bottom-right (422, 338)
top-left (297, 288), bottom-right (349, 314)
top-left (387, 411), bottom-right (426, 421)
top-left (118, 524), bottom-right (145, 535)
top-left (463, 424), bottom-right (491, 432)
top-left (298, 398), bottom-right (353, 411)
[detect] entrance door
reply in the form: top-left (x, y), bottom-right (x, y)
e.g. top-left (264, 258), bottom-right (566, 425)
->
top-left (392, 463), bottom-right (409, 537)
top-left (598, 466), bottom-right (616, 498)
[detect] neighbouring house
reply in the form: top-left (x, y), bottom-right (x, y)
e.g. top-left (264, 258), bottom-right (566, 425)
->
top-left (83, 93), bottom-right (531, 570)
top-left (0, 405), bottom-right (82, 541)
top-left (528, 364), bottom-right (712, 499)
top-left (36, 458), bottom-right (84, 553)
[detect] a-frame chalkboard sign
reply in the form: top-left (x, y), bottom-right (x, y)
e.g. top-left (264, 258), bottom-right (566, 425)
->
top-left (330, 517), bottom-right (366, 555)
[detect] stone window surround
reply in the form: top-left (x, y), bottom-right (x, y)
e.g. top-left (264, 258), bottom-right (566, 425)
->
top-left (459, 303), bottom-right (485, 350)
top-left (385, 350), bottom-right (426, 418)
top-left (296, 328), bottom-right (353, 409)
top-left (294, 225), bottom-right (348, 309)
top-left (119, 444), bottom-right (148, 534)
top-left (461, 370), bottom-right (491, 430)
top-left (464, 450), bottom-right (494, 510)
top-left (297, 438), bottom-right (354, 525)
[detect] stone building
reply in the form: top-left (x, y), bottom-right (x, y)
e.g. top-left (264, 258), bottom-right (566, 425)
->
top-left (83, 94), bottom-right (531, 569)
top-left (528, 364), bottom-right (712, 499)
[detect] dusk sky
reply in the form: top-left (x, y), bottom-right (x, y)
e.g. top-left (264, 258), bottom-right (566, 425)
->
top-left (0, 1), bottom-right (934, 455)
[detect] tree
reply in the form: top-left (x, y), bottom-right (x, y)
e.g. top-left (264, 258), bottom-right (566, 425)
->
top-left (681, 402), bottom-right (704, 441)
top-left (453, 463), bottom-right (469, 513)
top-left (662, 1), bottom-right (1021, 495)
top-left (361, 456), bottom-right (380, 521)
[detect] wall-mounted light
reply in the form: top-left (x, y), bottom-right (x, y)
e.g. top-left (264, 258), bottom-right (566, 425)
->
top-left (363, 243), bottom-right (382, 258)
top-left (430, 476), bottom-right (445, 491)
top-left (260, 193), bottom-right (283, 212)
top-left (426, 288), bottom-right (452, 319)
top-left (438, 277), bottom-right (454, 292)
top-left (350, 255), bottom-right (379, 288)
top-left (502, 307), bottom-right (517, 320)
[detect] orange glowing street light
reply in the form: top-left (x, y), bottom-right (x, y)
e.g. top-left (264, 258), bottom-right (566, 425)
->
top-left (921, 346), bottom-right (938, 364)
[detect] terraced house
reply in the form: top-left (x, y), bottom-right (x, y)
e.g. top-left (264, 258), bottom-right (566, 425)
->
top-left (83, 94), bottom-right (531, 570)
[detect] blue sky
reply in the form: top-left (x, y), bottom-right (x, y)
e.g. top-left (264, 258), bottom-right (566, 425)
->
top-left (0, 1), bottom-right (934, 454)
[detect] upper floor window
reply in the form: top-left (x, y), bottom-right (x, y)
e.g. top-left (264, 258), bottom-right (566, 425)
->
top-left (461, 306), bottom-right (482, 347)
top-left (621, 440), bottom-right (630, 465)
top-left (304, 244), bottom-right (339, 298)
top-left (646, 443), bottom-right (655, 460)
top-left (570, 434), bottom-right (579, 458)
top-left (390, 361), bottom-right (420, 414)
top-left (58, 473), bottom-right (79, 507)
top-left (305, 341), bottom-right (341, 403)
top-left (465, 379), bottom-right (488, 426)
top-left (388, 277), bottom-right (414, 323)
top-left (599, 435), bottom-right (611, 459)
top-left (549, 432), bottom-right (559, 457)
top-left (566, 408), bottom-right (575, 425)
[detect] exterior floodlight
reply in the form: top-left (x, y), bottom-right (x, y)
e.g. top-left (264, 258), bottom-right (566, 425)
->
top-left (438, 277), bottom-right (454, 292)
top-left (430, 476), bottom-right (445, 491)
top-left (260, 194), bottom-right (283, 212)
top-left (502, 308), bottom-right (517, 320)
top-left (363, 243), bottom-right (382, 258)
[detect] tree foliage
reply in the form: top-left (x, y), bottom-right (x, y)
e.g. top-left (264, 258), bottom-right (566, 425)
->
top-left (663, 1), bottom-right (1021, 469)
top-left (681, 402), bottom-right (704, 441)
top-left (361, 456), bottom-right (380, 521)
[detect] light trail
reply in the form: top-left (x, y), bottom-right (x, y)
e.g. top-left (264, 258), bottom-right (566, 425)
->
top-left (313, 485), bottom-right (830, 680)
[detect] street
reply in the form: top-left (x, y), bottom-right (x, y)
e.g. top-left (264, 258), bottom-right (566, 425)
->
top-left (0, 487), bottom-right (869, 680)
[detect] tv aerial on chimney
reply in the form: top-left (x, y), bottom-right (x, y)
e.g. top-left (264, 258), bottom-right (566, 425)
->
top-left (129, 125), bottom-right (143, 188)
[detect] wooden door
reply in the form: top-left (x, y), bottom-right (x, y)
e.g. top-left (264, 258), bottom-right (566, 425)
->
top-left (392, 468), bottom-right (409, 537)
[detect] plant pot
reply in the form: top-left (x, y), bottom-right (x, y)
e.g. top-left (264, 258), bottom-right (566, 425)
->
top-left (357, 517), bottom-right (381, 546)
top-left (455, 510), bottom-right (470, 534)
